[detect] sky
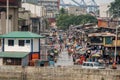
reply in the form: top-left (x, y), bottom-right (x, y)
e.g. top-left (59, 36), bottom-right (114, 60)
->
top-left (63, 0), bottom-right (114, 5)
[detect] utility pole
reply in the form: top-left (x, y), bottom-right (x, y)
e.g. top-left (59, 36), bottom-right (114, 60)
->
top-left (6, 0), bottom-right (9, 33)
top-left (112, 7), bottom-right (120, 69)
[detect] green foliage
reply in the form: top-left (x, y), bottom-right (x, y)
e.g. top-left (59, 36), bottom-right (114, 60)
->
top-left (56, 13), bottom-right (97, 30)
top-left (59, 8), bottom-right (66, 14)
top-left (109, 0), bottom-right (120, 18)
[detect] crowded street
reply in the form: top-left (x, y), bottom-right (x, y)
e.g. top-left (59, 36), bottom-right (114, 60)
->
top-left (55, 48), bottom-right (74, 67)
top-left (43, 28), bottom-right (120, 70)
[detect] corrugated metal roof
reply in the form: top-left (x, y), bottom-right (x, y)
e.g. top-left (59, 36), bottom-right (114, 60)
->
top-left (0, 52), bottom-right (29, 58)
top-left (0, 31), bottom-right (45, 38)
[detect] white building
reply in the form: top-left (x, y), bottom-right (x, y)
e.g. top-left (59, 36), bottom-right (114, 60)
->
top-left (0, 31), bottom-right (45, 66)
top-left (21, 3), bottom-right (47, 33)
top-left (22, 3), bottom-right (46, 17)
top-left (99, 3), bottom-right (110, 17)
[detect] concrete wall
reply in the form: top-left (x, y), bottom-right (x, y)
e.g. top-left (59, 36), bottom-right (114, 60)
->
top-left (33, 39), bottom-right (39, 52)
top-left (22, 56), bottom-right (29, 66)
top-left (0, 58), bottom-right (3, 66)
top-left (0, 66), bottom-right (120, 80)
top-left (4, 38), bottom-right (39, 52)
top-left (0, 8), bottom-right (18, 34)
top-left (4, 38), bottom-right (31, 52)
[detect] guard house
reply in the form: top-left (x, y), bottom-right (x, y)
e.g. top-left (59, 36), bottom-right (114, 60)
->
top-left (0, 31), bottom-right (45, 66)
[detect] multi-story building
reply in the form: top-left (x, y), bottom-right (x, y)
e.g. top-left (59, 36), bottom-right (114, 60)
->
top-left (22, 3), bottom-right (46, 18)
top-left (67, 6), bottom-right (87, 16)
top-left (99, 3), bottom-right (110, 17)
top-left (22, 0), bottom-right (59, 18)
top-left (22, 0), bottom-right (59, 28)
top-left (18, 8), bottom-right (32, 31)
top-left (20, 2), bottom-right (47, 33)
top-left (38, 0), bottom-right (59, 18)
top-left (0, 0), bottom-right (21, 34)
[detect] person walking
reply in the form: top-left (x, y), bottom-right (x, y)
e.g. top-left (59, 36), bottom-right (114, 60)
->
top-left (48, 53), bottom-right (55, 67)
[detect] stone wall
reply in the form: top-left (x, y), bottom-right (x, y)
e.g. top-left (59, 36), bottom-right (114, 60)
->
top-left (0, 66), bottom-right (23, 80)
top-left (0, 66), bottom-right (120, 80)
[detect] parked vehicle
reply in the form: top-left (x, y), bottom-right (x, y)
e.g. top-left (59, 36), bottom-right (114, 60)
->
top-left (82, 62), bottom-right (105, 69)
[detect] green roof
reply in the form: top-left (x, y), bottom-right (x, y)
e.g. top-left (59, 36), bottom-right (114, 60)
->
top-left (0, 31), bottom-right (45, 38)
top-left (0, 52), bottom-right (29, 58)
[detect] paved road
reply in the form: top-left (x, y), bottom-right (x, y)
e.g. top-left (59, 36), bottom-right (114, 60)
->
top-left (55, 48), bottom-right (74, 67)
top-left (53, 44), bottom-right (120, 70)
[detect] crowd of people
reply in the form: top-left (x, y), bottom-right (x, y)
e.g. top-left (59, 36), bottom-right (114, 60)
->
top-left (46, 30), bottom-right (119, 69)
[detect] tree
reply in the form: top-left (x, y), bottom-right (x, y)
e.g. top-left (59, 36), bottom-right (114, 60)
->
top-left (109, 0), bottom-right (120, 18)
top-left (56, 14), bottom-right (70, 29)
top-left (56, 13), bottom-right (97, 30)
top-left (59, 8), bottom-right (67, 14)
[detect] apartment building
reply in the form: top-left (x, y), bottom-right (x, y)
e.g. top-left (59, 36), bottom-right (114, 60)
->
top-left (22, 0), bottom-right (59, 18)
top-left (67, 6), bottom-right (87, 16)
top-left (38, 0), bottom-right (59, 18)
top-left (99, 3), bottom-right (110, 17)
top-left (20, 3), bottom-right (47, 33)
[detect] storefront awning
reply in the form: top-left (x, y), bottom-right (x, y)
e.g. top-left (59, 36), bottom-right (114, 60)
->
top-left (0, 52), bottom-right (29, 58)
top-left (88, 33), bottom-right (115, 37)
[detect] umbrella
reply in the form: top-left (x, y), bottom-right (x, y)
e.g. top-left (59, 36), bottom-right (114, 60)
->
top-left (76, 46), bottom-right (82, 50)
top-left (92, 54), bottom-right (100, 57)
top-left (76, 50), bottom-right (86, 54)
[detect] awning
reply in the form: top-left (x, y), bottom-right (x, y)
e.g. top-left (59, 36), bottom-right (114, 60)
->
top-left (88, 33), bottom-right (102, 37)
top-left (0, 52), bottom-right (29, 58)
top-left (88, 33), bottom-right (115, 37)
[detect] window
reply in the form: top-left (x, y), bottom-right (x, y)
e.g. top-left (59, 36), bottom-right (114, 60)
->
top-left (26, 40), bottom-right (30, 44)
top-left (3, 58), bottom-right (21, 65)
top-left (8, 40), bottom-right (14, 46)
top-left (19, 40), bottom-right (25, 46)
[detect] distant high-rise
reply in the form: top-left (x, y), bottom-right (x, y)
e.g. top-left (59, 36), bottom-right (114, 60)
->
top-left (38, 0), bottom-right (59, 18)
